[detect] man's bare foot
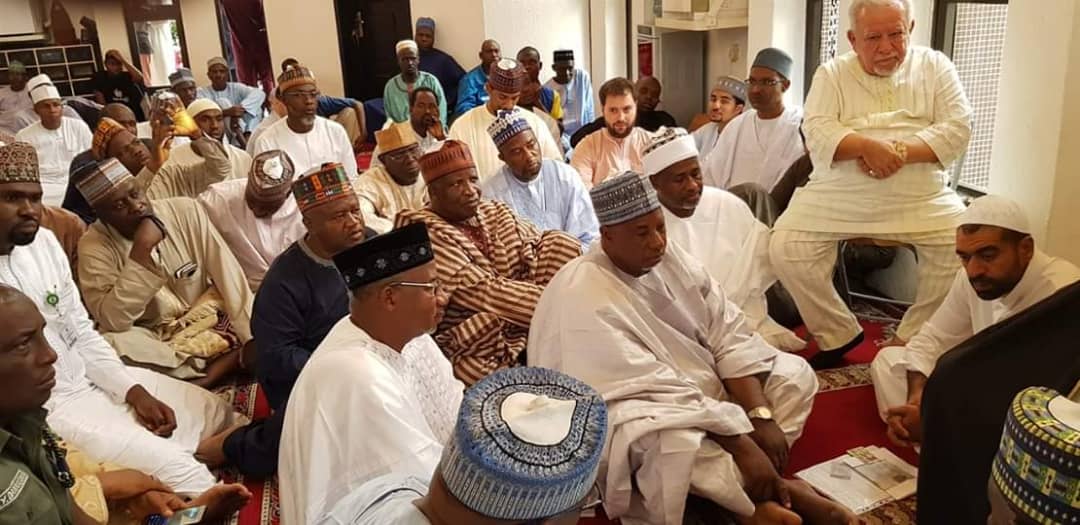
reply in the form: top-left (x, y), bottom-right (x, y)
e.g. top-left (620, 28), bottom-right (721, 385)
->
top-left (187, 483), bottom-right (251, 523)
top-left (877, 335), bottom-right (907, 349)
top-left (787, 480), bottom-right (861, 525)
top-left (195, 423), bottom-right (245, 468)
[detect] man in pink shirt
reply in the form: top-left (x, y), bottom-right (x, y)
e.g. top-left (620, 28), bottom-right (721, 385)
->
top-left (570, 77), bottom-right (650, 188)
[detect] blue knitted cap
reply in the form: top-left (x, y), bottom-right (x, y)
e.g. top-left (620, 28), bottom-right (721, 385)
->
top-left (439, 367), bottom-right (608, 521)
top-left (589, 171), bottom-right (661, 226)
top-left (487, 108), bottom-right (533, 149)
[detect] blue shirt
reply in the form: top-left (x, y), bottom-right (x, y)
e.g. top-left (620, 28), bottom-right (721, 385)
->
top-left (454, 66), bottom-right (489, 119)
top-left (318, 95), bottom-right (360, 118)
top-left (251, 238), bottom-right (351, 410)
top-left (419, 48), bottom-right (465, 110)
top-left (546, 69), bottom-right (595, 137)
top-left (481, 159), bottom-right (599, 245)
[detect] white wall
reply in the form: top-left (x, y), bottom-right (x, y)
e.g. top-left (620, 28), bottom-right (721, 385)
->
top-left (1, 0), bottom-right (43, 36)
top-left (482, 0), bottom-right (591, 76)
top-left (988, 0), bottom-right (1080, 264)
top-left (747, 0), bottom-right (807, 106)
top-left (263, 0), bottom-right (345, 97)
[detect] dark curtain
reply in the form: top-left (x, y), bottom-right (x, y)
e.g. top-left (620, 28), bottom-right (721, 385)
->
top-left (219, 0), bottom-right (274, 95)
top-left (917, 280), bottom-right (1080, 524)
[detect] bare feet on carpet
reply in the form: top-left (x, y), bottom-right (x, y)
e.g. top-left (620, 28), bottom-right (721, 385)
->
top-left (876, 335), bottom-right (907, 348)
top-left (188, 483), bottom-right (252, 523)
top-left (787, 480), bottom-right (862, 525)
top-left (736, 502), bottom-right (802, 524)
top-left (195, 423), bottom-right (248, 468)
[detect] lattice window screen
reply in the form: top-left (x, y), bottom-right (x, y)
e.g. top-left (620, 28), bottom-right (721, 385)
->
top-left (948, 3), bottom-right (1009, 191)
top-left (819, 0), bottom-right (841, 66)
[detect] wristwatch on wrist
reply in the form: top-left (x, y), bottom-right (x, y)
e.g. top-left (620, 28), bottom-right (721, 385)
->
top-left (747, 406), bottom-right (774, 421)
top-left (891, 140), bottom-right (909, 162)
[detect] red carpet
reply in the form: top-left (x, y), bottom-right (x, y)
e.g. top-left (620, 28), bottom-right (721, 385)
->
top-left (222, 320), bottom-right (915, 525)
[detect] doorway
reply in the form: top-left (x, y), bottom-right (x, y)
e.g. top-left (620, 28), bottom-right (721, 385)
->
top-left (334, 0), bottom-right (412, 100)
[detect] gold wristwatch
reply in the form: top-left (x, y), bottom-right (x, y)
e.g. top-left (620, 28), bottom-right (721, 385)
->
top-left (747, 406), bottom-right (774, 421)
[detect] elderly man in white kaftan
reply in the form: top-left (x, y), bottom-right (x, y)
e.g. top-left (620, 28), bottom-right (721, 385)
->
top-left (0, 142), bottom-right (244, 496)
top-left (198, 150), bottom-right (305, 290)
top-left (870, 196), bottom-right (1080, 439)
top-left (703, 49), bottom-right (804, 192)
top-left (529, 172), bottom-right (819, 525)
top-left (449, 58), bottom-right (561, 181)
top-left (771, 0), bottom-right (972, 368)
top-left (644, 127), bottom-right (804, 352)
top-left (279, 223), bottom-right (464, 525)
top-left (481, 108), bottom-right (598, 245)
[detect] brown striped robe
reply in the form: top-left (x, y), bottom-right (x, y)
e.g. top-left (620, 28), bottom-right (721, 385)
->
top-left (395, 200), bottom-right (581, 385)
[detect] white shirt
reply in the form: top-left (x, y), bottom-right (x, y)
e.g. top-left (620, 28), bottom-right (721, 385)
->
top-left (903, 251), bottom-right (1080, 377)
top-left (662, 187), bottom-right (804, 351)
top-left (702, 106), bottom-right (804, 191)
top-left (448, 105), bottom-right (562, 181)
top-left (691, 121), bottom-right (723, 167)
top-left (0, 229), bottom-right (138, 407)
top-left (197, 178), bottom-right (306, 290)
top-left (250, 116), bottom-right (357, 177)
top-left (481, 159), bottom-right (599, 245)
top-left (166, 139), bottom-right (252, 179)
top-left (15, 117), bottom-right (92, 206)
top-left (776, 47), bottom-right (973, 235)
top-left (279, 319), bottom-right (464, 525)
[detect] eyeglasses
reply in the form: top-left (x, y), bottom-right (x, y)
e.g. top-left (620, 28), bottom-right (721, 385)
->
top-left (388, 279), bottom-right (440, 291)
top-left (745, 78), bottom-right (783, 87)
top-left (283, 90), bottom-right (320, 100)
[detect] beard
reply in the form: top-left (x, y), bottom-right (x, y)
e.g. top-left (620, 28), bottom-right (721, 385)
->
top-left (8, 225), bottom-right (38, 246)
top-left (606, 122), bottom-right (632, 139)
top-left (969, 277), bottom-right (1019, 301)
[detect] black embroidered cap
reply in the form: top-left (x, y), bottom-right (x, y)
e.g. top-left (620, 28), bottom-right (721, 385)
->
top-left (333, 223), bottom-right (435, 290)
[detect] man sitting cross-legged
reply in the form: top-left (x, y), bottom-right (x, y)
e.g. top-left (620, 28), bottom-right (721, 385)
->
top-left (529, 171), bottom-right (855, 525)
top-left (871, 195), bottom-right (1080, 447)
top-left (0, 143), bottom-right (245, 501)
top-left (395, 140), bottom-right (581, 385)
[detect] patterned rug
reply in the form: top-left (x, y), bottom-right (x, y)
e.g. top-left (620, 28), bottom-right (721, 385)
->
top-left (213, 380), bottom-right (279, 525)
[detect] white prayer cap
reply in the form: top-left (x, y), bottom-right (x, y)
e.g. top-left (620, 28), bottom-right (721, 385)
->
top-left (960, 195), bottom-right (1031, 234)
top-left (27, 74), bottom-right (61, 105)
top-left (396, 39), bottom-right (419, 55)
top-left (642, 126), bottom-right (699, 176)
top-left (186, 98), bottom-right (222, 118)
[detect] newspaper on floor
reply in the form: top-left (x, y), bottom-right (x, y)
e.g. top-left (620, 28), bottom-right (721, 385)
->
top-left (795, 446), bottom-right (917, 514)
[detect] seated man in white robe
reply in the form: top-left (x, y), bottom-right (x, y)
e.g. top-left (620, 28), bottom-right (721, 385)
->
top-left (771, 0), bottom-right (972, 368)
top-left (355, 121), bottom-right (427, 233)
top-left (279, 223), bottom-right (464, 525)
top-left (164, 98), bottom-right (253, 179)
top-left (319, 367), bottom-right (607, 525)
top-left (692, 76), bottom-right (746, 168)
top-left (870, 196), bottom-right (1080, 447)
top-left (15, 74), bottom-right (92, 206)
top-left (643, 127), bottom-right (804, 352)
top-left (481, 108), bottom-right (599, 245)
top-left (449, 58), bottom-right (561, 181)
top-left (198, 150), bottom-right (305, 290)
top-left (250, 66), bottom-right (358, 177)
top-left (529, 172), bottom-right (854, 525)
top-left (0, 142), bottom-right (245, 497)
top-left (702, 48), bottom-right (805, 196)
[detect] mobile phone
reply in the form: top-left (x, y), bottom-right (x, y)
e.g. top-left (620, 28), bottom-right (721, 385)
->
top-left (145, 505), bottom-right (207, 525)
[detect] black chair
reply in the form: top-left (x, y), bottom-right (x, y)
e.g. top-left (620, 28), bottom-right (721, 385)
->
top-left (916, 280), bottom-right (1080, 524)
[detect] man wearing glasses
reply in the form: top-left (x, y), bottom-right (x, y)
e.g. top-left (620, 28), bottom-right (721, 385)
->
top-left (279, 222), bottom-right (464, 525)
top-left (701, 47), bottom-right (806, 195)
top-left (249, 65), bottom-right (358, 178)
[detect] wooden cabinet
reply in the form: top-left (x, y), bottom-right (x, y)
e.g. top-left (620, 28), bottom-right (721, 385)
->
top-left (0, 44), bottom-right (99, 97)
